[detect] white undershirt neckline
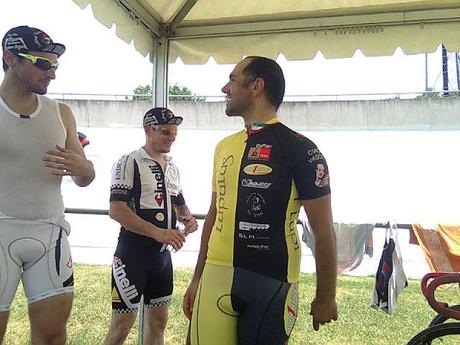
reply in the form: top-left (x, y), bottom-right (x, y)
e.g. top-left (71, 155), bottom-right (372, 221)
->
top-left (0, 94), bottom-right (42, 119)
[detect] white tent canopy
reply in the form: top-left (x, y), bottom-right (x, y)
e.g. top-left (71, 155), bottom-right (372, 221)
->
top-left (72, 0), bottom-right (460, 61)
top-left (71, 0), bottom-right (460, 104)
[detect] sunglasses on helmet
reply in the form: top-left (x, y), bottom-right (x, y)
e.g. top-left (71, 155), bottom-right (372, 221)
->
top-left (17, 53), bottom-right (59, 71)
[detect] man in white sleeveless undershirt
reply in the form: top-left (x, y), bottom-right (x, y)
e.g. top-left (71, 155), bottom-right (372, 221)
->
top-left (0, 25), bottom-right (95, 345)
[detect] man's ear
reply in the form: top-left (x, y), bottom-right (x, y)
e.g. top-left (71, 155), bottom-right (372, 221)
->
top-left (3, 50), bottom-right (18, 69)
top-left (252, 77), bottom-right (266, 97)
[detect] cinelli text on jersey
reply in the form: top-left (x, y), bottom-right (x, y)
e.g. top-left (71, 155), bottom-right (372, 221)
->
top-left (110, 148), bottom-right (184, 251)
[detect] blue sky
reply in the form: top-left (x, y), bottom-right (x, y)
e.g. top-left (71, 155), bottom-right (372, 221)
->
top-left (0, 0), bottom-right (454, 98)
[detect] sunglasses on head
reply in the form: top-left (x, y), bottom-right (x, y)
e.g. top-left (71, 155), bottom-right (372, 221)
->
top-left (153, 126), bottom-right (178, 136)
top-left (17, 53), bottom-right (59, 71)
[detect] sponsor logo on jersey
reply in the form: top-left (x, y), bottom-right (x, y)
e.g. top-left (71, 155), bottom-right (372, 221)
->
top-left (66, 256), bottom-right (73, 269)
top-left (239, 222), bottom-right (270, 231)
top-left (246, 192), bottom-right (266, 218)
top-left (113, 256), bottom-right (139, 309)
top-left (307, 147), bottom-right (325, 164)
top-left (247, 244), bottom-right (270, 250)
top-left (165, 164), bottom-right (181, 196)
top-left (114, 155), bottom-right (129, 180)
top-left (241, 179), bottom-right (272, 189)
top-left (243, 164), bottom-right (272, 176)
top-left (247, 144), bottom-right (272, 161)
top-left (238, 233), bottom-right (256, 239)
top-left (216, 155), bottom-right (234, 233)
top-left (148, 163), bottom-right (165, 207)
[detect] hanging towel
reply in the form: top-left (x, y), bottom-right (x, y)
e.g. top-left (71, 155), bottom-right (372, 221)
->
top-left (301, 220), bottom-right (374, 273)
top-left (411, 224), bottom-right (460, 272)
top-left (370, 222), bottom-right (408, 314)
top-left (335, 223), bottom-right (374, 273)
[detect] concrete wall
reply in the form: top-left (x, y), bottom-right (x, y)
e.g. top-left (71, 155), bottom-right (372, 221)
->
top-left (62, 97), bottom-right (460, 130)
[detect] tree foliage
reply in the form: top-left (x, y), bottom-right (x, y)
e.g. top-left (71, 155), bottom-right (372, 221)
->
top-left (132, 85), bottom-right (152, 101)
top-left (132, 84), bottom-right (205, 102)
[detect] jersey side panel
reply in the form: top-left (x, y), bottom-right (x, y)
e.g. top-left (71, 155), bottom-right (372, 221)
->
top-left (284, 182), bottom-right (302, 283)
top-left (207, 131), bottom-right (246, 267)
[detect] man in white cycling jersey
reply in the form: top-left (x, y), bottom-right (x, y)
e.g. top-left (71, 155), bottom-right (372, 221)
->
top-left (104, 107), bottom-right (198, 345)
top-left (0, 25), bottom-right (95, 344)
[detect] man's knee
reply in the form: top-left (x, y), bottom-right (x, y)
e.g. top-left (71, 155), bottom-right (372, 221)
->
top-left (29, 293), bottom-right (73, 344)
top-left (150, 313), bottom-right (168, 331)
top-left (146, 306), bottom-right (169, 332)
top-left (105, 312), bottom-right (137, 343)
top-left (32, 330), bottom-right (67, 345)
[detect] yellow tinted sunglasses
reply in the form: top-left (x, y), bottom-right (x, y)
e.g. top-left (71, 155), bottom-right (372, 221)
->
top-left (153, 126), bottom-right (178, 136)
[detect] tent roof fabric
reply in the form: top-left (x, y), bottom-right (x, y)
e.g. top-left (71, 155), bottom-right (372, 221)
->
top-left (72, 0), bottom-right (460, 63)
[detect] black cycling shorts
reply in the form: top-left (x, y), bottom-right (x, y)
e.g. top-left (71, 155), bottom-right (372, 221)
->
top-left (190, 263), bottom-right (298, 345)
top-left (111, 242), bottom-right (173, 313)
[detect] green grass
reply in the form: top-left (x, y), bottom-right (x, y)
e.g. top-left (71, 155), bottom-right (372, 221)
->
top-left (4, 264), bottom-right (460, 344)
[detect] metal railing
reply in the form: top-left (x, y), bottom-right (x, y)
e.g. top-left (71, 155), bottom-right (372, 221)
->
top-left (48, 90), bottom-right (460, 102)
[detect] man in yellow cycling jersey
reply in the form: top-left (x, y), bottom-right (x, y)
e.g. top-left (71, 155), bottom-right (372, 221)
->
top-left (183, 56), bottom-right (338, 345)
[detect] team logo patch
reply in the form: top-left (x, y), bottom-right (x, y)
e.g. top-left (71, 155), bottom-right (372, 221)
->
top-left (111, 287), bottom-right (121, 303)
top-left (154, 193), bottom-right (164, 207)
top-left (247, 145), bottom-right (272, 161)
top-left (66, 256), bottom-right (73, 269)
top-left (37, 32), bottom-right (51, 46)
top-left (155, 212), bottom-right (165, 221)
top-left (246, 192), bottom-right (265, 218)
top-left (314, 163), bottom-right (329, 187)
top-left (243, 164), bottom-right (272, 176)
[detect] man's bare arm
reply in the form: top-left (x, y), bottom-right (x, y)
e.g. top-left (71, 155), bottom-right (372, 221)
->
top-left (42, 103), bottom-right (94, 186)
top-left (302, 194), bottom-right (338, 330)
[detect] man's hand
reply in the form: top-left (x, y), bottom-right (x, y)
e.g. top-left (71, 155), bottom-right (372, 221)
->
top-left (310, 297), bottom-right (338, 331)
top-left (43, 145), bottom-right (93, 177)
top-left (180, 215), bottom-right (198, 235)
top-left (153, 228), bottom-right (186, 251)
top-left (183, 280), bottom-right (199, 320)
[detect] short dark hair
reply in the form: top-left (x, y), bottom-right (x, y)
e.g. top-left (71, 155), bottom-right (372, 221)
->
top-left (242, 56), bottom-right (285, 110)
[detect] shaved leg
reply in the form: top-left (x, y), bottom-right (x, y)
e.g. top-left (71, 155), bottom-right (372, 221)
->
top-left (28, 293), bottom-right (73, 345)
top-left (0, 311), bottom-right (9, 344)
top-left (103, 312), bottom-right (137, 345)
top-left (144, 305), bottom-right (169, 345)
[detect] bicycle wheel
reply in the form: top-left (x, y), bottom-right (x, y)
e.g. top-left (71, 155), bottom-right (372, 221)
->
top-left (407, 322), bottom-right (460, 345)
top-left (429, 305), bottom-right (460, 327)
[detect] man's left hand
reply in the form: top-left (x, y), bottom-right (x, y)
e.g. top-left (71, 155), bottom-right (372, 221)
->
top-left (181, 215), bottom-right (198, 235)
top-left (310, 297), bottom-right (338, 331)
top-left (43, 145), bottom-right (92, 177)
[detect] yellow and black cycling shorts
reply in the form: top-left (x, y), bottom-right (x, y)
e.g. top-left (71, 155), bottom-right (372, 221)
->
top-left (190, 263), bottom-right (298, 345)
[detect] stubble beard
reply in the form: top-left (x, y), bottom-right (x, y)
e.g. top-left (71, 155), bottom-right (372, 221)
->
top-left (225, 100), bottom-right (243, 117)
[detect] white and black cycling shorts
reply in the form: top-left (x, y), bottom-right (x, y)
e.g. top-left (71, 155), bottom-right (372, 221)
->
top-left (0, 217), bottom-right (74, 311)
